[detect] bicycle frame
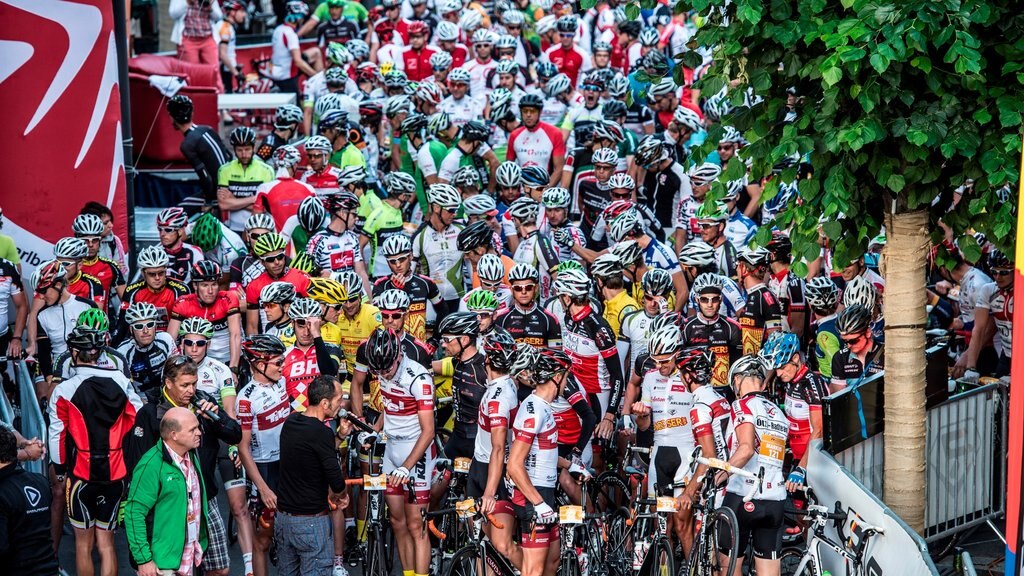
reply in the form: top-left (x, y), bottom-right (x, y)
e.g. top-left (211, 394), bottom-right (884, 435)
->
top-left (788, 505), bottom-right (884, 576)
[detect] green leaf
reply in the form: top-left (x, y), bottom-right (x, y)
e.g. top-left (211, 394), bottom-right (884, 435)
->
top-left (639, 0), bottom-right (657, 9)
top-left (839, 47), bottom-right (867, 62)
top-left (973, 109), bottom-right (993, 125)
top-left (839, 0), bottom-right (854, 8)
top-left (624, 3), bottom-right (640, 21)
top-left (822, 67), bottom-right (842, 87)
top-left (886, 174), bottom-right (906, 192)
top-left (869, 53), bottom-right (890, 73)
top-left (910, 56), bottom-right (932, 73)
top-left (580, 0), bottom-right (596, 9)
top-left (821, 220), bottom-right (842, 240)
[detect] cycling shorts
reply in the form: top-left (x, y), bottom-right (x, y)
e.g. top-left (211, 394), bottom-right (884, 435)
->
top-left (512, 486), bottom-right (559, 549)
top-left (383, 437), bottom-right (436, 505)
top-left (67, 478), bottom-right (127, 531)
top-left (467, 458), bottom-right (514, 516)
top-left (217, 443), bottom-right (246, 491)
top-left (648, 445), bottom-right (691, 498)
top-left (719, 493), bottom-right (785, 560)
top-left (253, 460), bottom-right (281, 507)
top-left (443, 426), bottom-right (477, 460)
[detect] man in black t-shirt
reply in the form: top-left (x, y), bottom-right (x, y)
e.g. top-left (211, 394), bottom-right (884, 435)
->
top-left (0, 426), bottom-right (58, 575)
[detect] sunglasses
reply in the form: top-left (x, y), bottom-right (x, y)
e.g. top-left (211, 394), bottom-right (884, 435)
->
top-left (441, 335), bottom-right (462, 343)
top-left (698, 296), bottom-right (722, 304)
top-left (512, 284), bottom-right (535, 293)
top-left (266, 358), bottom-right (286, 367)
top-left (840, 331), bottom-right (869, 344)
top-left (699, 222), bottom-right (720, 229)
top-left (651, 355), bottom-right (678, 366)
top-left (262, 253), bottom-right (286, 263)
top-left (57, 260), bottom-right (77, 267)
top-left (581, 84), bottom-right (601, 92)
top-left (611, 192), bottom-right (632, 199)
top-left (386, 255), bottom-right (410, 264)
top-left (35, 285), bottom-right (53, 294)
top-left (132, 321), bottom-right (156, 330)
top-left (444, 207), bottom-right (459, 215)
top-left (158, 227), bottom-right (180, 234)
top-left (262, 302), bottom-right (279, 309)
top-left (991, 269), bottom-right (1013, 276)
top-left (480, 280), bottom-right (502, 289)
top-left (381, 312), bottom-right (405, 320)
top-left (717, 145), bottom-right (735, 151)
top-left (560, 32), bottom-right (574, 37)
top-left (328, 304), bottom-right (343, 312)
top-left (144, 270), bottom-right (166, 278)
top-left (432, 64), bottom-right (450, 72)
top-left (182, 338), bottom-right (208, 347)
top-left (473, 311), bottom-right (493, 318)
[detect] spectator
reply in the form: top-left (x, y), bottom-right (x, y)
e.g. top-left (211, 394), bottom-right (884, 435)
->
top-left (0, 425), bottom-right (59, 575)
top-left (276, 375), bottom-right (350, 576)
top-left (217, 0), bottom-right (247, 94)
top-left (269, 2), bottom-right (319, 94)
top-left (167, 95), bottom-right (232, 206)
top-left (169, 0), bottom-right (225, 93)
top-left (126, 356), bottom-right (242, 576)
top-left (0, 207), bottom-right (21, 272)
top-left (124, 407), bottom-right (208, 576)
top-left (79, 202), bottom-right (129, 275)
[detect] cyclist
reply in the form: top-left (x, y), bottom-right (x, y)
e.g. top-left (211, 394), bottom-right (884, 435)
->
top-left (618, 269), bottom-right (673, 382)
top-left (804, 276), bottom-right (842, 378)
top-left (506, 348), bottom-right (569, 576)
top-left (51, 309), bottom-right (128, 382)
top-left (495, 263), bottom-right (562, 347)
top-left (244, 232), bottom-right (312, 334)
top-left (766, 232), bottom-right (807, 340)
top-left (955, 249), bottom-right (1014, 378)
top-left (468, 329), bottom-right (522, 566)
top-left (47, 326), bottom-right (142, 576)
top-left (168, 260), bottom-right (242, 368)
top-left (843, 274), bottom-right (884, 343)
top-left (252, 145), bottom-right (317, 232)
top-left (31, 260), bottom-right (98, 388)
top-left (441, 67), bottom-right (484, 127)
top-left (436, 121), bottom-right (500, 190)
top-left (459, 220), bottom-right (513, 289)
top-left (678, 241), bottom-right (745, 319)
top-left (509, 198), bottom-right (560, 300)
top-left (459, 253), bottom-right (513, 313)
top-left (334, 271), bottom-right (383, 376)
top-left (177, 317), bottom-right (237, 416)
top-left (256, 104), bottom-right (303, 162)
top-left (692, 200), bottom-right (738, 279)
top-left (829, 304), bottom-right (884, 392)
top-left (280, 298), bottom-right (343, 412)
top-left (682, 273), bottom-right (744, 398)
top-left (591, 253), bottom-right (639, 339)
top-left (432, 312), bottom-right (488, 461)
top-left (720, 354), bottom-right (790, 576)
top-left (680, 346), bottom-right (733, 499)
top-left (507, 93), bottom-right (566, 182)
top-left (760, 332), bottom-right (829, 494)
top-left (116, 302), bottom-right (178, 402)
top-left (217, 126), bottom-right (277, 232)
top-left (229, 213), bottom-right (276, 294)
top-left (465, 29), bottom-right (499, 97)
top-left (413, 184), bottom-right (465, 310)
top-left (366, 327), bottom-right (435, 576)
top-left (235, 334), bottom-right (291, 576)
top-left (540, 187), bottom-right (586, 263)
top-left (73, 213), bottom-right (127, 307)
top-left (362, 172), bottom-right (417, 278)
top-left (118, 246), bottom-right (189, 336)
top-left (634, 136), bottom-right (688, 240)
top-left (554, 268), bottom-right (624, 457)
top-left (53, 237), bottom-right (105, 310)
top-left (608, 211), bottom-right (688, 311)
top-left (631, 324), bottom-right (696, 555)
top-left (259, 282), bottom-right (298, 345)
top-left (373, 234), bottom-right (447, 340)
top-left (300, 135), bottom-right (345, 196)
top-left (307, 191), bottom-right (373, 293)
top-left (156, 207), bottom-right (205, 284)
top-left (722, 178), bottom-right (759, 251)
top-left (736, 247), bottom-right (783, 355)
top-left (281, 196), bottom-right (328, 258)
top-left (166, 95), bottom-right (231, 202)
top-left (496, 162), bottom-right (526, 252)
top-left (189, 212), bottom-right (247, 271)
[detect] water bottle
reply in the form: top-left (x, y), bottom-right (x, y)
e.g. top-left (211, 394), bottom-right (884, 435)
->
top-left (632, 540), bottom-right (650, 570)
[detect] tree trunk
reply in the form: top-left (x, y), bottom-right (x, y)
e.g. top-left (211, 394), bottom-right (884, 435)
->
top-left (881, 209), bottom-right (929, 534)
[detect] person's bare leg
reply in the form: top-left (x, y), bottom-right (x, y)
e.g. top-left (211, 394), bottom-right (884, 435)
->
top-left (406, 503), bottom-right (429, 574)
top-left (487, 513), bottom-right (522, 569)
top-left (253, 519), bottom-right (273, 576)
top-left (228, 487), bottom-right (255, 574)
top-left (95, 529), bottom-right (118, 576)
top-left (49, 468), bottom-right (65, 553)
top-left (386, 495), bottom-right (413, 571)
top-left (543, 537), bottom-right (560, 576)
top-left (74, 527), bottom-right (96, 576)
top-left (753, 558), bottom-right (780, 576)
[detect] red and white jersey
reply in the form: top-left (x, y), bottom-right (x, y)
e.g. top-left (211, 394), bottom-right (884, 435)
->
top-left (542, 44), bottom-right (592, 87)
top-left (397, 45), bottom-right (437, 82)
top-left (379, 355), bottom-right (435, 439)
top-left (236, 379), bottom-right (290, 463)
top-left (640, 368), bottom-right (695, 451)
top-left (506, 122), bottom-right (566, 173)
top-left (511, 392), bottom-right (558, 490)
top-left (307, 228), bottom-right (364, 273)
top-left (689, 385), bottom-right (733, 461)
top-left (727, 392), bottom-right (789, 501)
top-left (282, 344), bottom-right (319, 412)
top-left (473, 375), bottom-right (519, 463)
top-left (463, 57), bottom-right (498, 98)
top-left (300, 165), bottom-right (343, 196)
top-left (441, 95), bottom-right (485, 127)
top-left (977, 281), bottom-right (1013, 358)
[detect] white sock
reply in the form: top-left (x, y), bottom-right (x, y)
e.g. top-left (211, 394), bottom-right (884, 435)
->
top-left (243, 552), bottom-right (253, 574)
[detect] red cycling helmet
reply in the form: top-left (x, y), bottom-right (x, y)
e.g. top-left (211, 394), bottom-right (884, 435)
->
top-left (407, 20), bottom-right (430, 37)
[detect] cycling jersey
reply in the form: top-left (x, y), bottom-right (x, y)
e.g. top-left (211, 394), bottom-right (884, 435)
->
top-left (783, 365), bottom-right (828, 461)
top-left (689, 385), bottom-right (733, 461)
top-left (116, 332), bottom-right (177, 399)
top-left (236, 378), bottom-right (290, 463)
top-left (317, 17), bottom-right (359, 44)
top-left (458, 287), bottom-right (513, 315)
top-left (617, 309), bottom-right (655, 379)
top-left (397, 45), bottom-right (436, 82)
top-left (379, 354), bottom-right (434, 439)
top-left (415, 140), bottom-right (450, 183)
top-left (603, 290), bottom-right (639, 339)
top-left (768, 268), bottom-right (807, 333)
top-left (180, 124), bottom-right (232, 199)
top-left (738, 283), bottom-right (783, 355)
top-left (412, 221), bottom-right (465, 301)
top-left (264, 318), bottom-right (296, 348)
top-left (196, 356), bottom-right (236, 404)
top-left (36, 296), bottom-right (96, 377)
top-left (830, 343), bottom-right (884, 389)
top-left (725, 211), bottom-right (758, 252)
top-left (202, 225), bottom-right (248, 269)
top-left (506, 122), bottom-right (565, 173)
top-left (372, 273), bottom-right (444, 340)
top-left (550, 374), bottom-right (593, 454)
top-left (727, 392), bottom-right (789, 501)
top-left (954, 267), bottom-right (992, 327)
top-left (543, 44), bottom-right (591, 87)
top-left (576, 179), bottom-right (612, 236)
top-left (474, 374), bottom-right (519, 463)
top-left (808, 314), bottom-right (840, 378)
top-left (164, 243), bottom-right (205, 284)
top-left (976, 281), bottom-right (1013, 359)
top-left (363, 202), bottom-right (406, 277)
top-left (540, 96), bottom-right (568, 127)
top-left (681, 314), bottom-right (743, 388)
top-left (217, 158), bottom-right (276, 231)
top-left (510, 391), bottom-right (558, 497)
top-left (80, 257), bottom-right (126, 305)
top-left (685, 276), bottom-right (745, 319)
top-left (229, 254), bottom-right (265, 291)
top-left (66, 273), bottom-right (106, 311)
top-left (560, 104), bottom-right (603, 143)
top-left (512, 230), bottom-right (560, 300)
top-left (281, 339), bottom-right (343, 411)
top-left (299, 165), bottom-right (343, 196)
top-left (623, 100), bottom-right (655, 136)
top-left (52, 348), bottom-right (129, 383)
top-left (561, 304), bottom-right (624, 416)
top-left (440, 95), bottom-right (485, 127)
top-left (329, 142), bottom-right (368, 171)
top-left (495, 304), bottom-right (562, 347)
top-left (641, 161), bottom-right (690, 237)
top-left (252, 177), bottom-right (317, 232)
top-left (463, 57), bottom-right (498, 98)
top-left (47, 365), bottom-right (143, 481)
top-left (244, 268), bottom-right (311, 310)
top-left (641, 237), bottom-right (682, 275)
top-left (451, 352), bottom-right (488, 439)
top-left (355, 332), bottom-right (431, 413)
top-left (307, 227), bottom-right (364, 273)
top-left (641, 367), bottom-right (695, 451)
top-left (121, 279), bottom-right (190, 331)
top-left (336, 303), bottom-right (382, 375)
top-left (437, 144), bottom-right (492, 184)
top-left (170, 292), bottom-right (241, 364)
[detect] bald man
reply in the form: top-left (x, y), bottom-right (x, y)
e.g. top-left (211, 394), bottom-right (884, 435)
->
top-left (125, 407), bottom-right (210, 576)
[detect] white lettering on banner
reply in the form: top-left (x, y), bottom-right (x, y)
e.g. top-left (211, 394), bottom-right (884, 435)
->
top-left (806, 440), bottom-right (939, 576)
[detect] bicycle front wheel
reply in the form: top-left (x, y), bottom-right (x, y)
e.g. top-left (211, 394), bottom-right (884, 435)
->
top-left (780, 546), bottom-right (810, 576)
top-left (444, 545), bottom-right (483, 576)
top-left (641, 537), bottom-right (674, 576)
top-left (557, 550), bottom-right (583, 576)
top-left (365, 526), bottom-right (391, 576)
top-left (711, 506), bottom-right (739, 576)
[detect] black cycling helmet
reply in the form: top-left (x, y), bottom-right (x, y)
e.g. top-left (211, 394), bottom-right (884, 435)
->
top-left (365, 328), bottom-right (402, 372)
top-left (988, 248), bottom-right (1012, 270)
top-left (230, 126), bottom-right (257, 147)
top-left (483, 327), bottom-right (518, 372)
top-left (678, 346), bottom-right (714, 384)
top-left (438, 311), bottom-right (480, 337)
top-left (66, 326), bottom-right (107, 351)
top-left (765, 231), bottom-right (792, 263)
top-left (836, 304), bottom-right (873, 335)
top-left (457, 220), bottom-right (494, 252)
top-left (241, 334), bottom-right (287, 362)
top-left (166, 94), bottom-right (193, 123)
top-left (191, 260), bottom-right (221, 283)
top-left (461, 120), bottom-right (490, 143)
top-left (641, 50), bottom-right (669, 76)
top-left (618, 20), bottom-right (641, 38)
top-left (602, 100), bottom-right (627, 119)
top-left (519, 93), bottom-right (544, 110)
top-left (400, 113), bottom-right (428, 137)
top-left (533, 349), bottom-right (572, 384)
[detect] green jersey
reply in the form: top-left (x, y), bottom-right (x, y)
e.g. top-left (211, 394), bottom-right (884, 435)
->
top-left (330, 143), bottom-right (367, 171)
top-left (312, 0), bottom-right (368, 27)
top-left (217, 158), bottom-right (275, 231)
top-left (363, 202), bottom-right (405, 277)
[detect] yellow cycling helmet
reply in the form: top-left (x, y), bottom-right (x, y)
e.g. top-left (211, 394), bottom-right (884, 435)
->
top-left (307, 277), bottom-right (349, 305)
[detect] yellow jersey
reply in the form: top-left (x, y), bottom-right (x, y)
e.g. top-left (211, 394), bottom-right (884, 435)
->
top-left (603, 290), bottom-right (640, 339)
top-left (336, 303), bottom-right (382, 375)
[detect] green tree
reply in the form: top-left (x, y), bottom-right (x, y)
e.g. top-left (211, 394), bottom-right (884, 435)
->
top-left (666, 0), bottom-right (1023, 531)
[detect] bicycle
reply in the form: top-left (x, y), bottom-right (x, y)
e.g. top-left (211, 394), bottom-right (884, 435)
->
top-left (425, 499), bottom-right (512, 576)
top-left (557, 470), bottom-right (613, 576)
top-left (429, 456), bottom-right (474, 576)
top-left (778, 494), bottom-right (885, 576)
top-left (341, 410), bottom-right (396, 576)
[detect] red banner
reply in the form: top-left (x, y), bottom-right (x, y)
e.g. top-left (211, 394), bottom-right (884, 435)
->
top-left (0, 0), bottom-right (128, 277)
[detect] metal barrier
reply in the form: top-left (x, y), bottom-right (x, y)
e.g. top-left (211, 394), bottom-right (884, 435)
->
top-left (15, 360), bottom-right (45, 475)
top-left (832, 382), bottom-right (1006, 542)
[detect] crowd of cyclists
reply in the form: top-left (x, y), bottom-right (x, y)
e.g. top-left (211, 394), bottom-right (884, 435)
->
top-left (0, 0), bottom-right (1016, 574)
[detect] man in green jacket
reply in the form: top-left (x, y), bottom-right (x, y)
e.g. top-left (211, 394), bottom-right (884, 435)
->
top-left (125, 407), bottom-right (209, 576)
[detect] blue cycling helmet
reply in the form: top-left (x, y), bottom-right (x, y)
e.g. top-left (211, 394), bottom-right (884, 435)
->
top-left (759, 331), bottom-right (801, 369)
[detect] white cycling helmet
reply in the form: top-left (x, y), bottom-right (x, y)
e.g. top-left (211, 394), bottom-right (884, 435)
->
top-left (545, 74), bottom-right (572, 97)
top-left (535, 15), bottom-right (557, 34)
top-left (842, 275), bottom-right (877, 310)
top-left (592, 147), bottom-right (619, 166)
top-left (438, 0), bottom-right (462, 15)
top-left (430, 52), bottom-right (454, 71)
top-left (448, 67), bottom-right (471, 84)
top-left (677, 241), bottom-right (716, 267)
top-left (542, 187), bottom-right (571, 209)
top-left (245, 213), bottom-right (276, 232)
top-left (381, 234), bottom-right (413, 257)
top-left (260, 281), bottom-right (297, 304)
top-left (609, 209), bottom-right (642, 242)
top-left (495, 161), bottom-right (523, 188)
top-left (383, 95), bottom-right (412, 117)
top-left (460, 10), bottom-right (484, 32)
top-left (647, 325), bottom-right (682, 356)
top-left (54, 237), bottom-right (89, 260)
top-left (436, 20), bottom-right (460, 41)
top-left (125, 302), bottom-right (159, 325)
top-left (608, 173), bottom-right (635, 190)
top-left (673, 106), bottom-right (704, 132)
top-left (428, 184), bottom-right (462, 210)
top-left (289, 297), bottom-right (323, 319)
top-left (463, 194), bottom-right (498, 216)
top-left (137, 245), bottom-right (170, 269)
top-left (472, 28), bottom-right (497, 45)
top-left (305, 135), bottom-right (332, 152)
top-left (507, 197), bottom-right (540, 222)
top-left (375, 288), bottom-right (412, 311)
top-left (691, 272), bottom-right (725, 294)
top-left (688, 162), bottom-right (722, 186)
top-left (73, 214), bottom-right (105, 237)
top-left (478, 254), bottom-right (507, 283)
top-left (385, 171), bottom-right (417, 197)
top-left (648, 77), bottom-right (677, 98)
top-left (508, 262), bottom-right (538, 283)
top-left (553, 268), bottom-right (591, 297)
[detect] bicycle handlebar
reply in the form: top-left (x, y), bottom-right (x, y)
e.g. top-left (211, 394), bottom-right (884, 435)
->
top-left (696, 457), bottom-right (764, 502)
